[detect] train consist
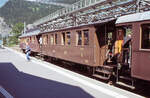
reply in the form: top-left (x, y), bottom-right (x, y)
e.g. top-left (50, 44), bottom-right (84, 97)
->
top-left (19, 0), bottom-right (150, 89)
top-left (20, 11), bottom-right (150, 89)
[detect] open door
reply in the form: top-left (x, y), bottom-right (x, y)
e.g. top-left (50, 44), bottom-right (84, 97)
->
top-left (95, 21), bottom-right (116, 66)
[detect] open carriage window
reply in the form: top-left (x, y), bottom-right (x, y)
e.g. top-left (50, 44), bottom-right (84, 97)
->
top-left (76, 29), bottom-right (89, 46)
top-left (66, 32), bottom-right (71, 45)
top-left (32, 36), bottom-right (35, 43)
top-left (125, 27), bottom-right (132, 37)
top-left (54, 34), bottom-right (57, 45)
top-left (50, 34), bottom-right (54, 45)
top-left (61, 32), bottom-right (65, 45)
top-left (43, 35), bottom-right (48, 45)
top-left (77, 31), bottom-right (82, 45)
top-left (26, 37), bottom-right (30, 43)
top-left (141, 24), bottom-right (150, 49)
top-left (83, 30), bottom-right (89, 45)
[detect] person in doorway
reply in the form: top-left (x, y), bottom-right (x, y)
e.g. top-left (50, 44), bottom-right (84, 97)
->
top-left (26, 43), bottom-right (31, 61)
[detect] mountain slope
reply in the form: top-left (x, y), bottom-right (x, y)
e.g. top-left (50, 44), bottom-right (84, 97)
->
top-left (0, 0), bottom-right (63, 25)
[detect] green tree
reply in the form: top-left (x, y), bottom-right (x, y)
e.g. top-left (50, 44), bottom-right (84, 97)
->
top-left (9, 22), bottom-right (24, 45)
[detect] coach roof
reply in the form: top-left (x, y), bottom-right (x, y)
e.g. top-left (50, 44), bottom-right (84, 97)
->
top-left (20, 28), bottom-right (40, 38)
top-left (116, 11), bottom-right (150, 24)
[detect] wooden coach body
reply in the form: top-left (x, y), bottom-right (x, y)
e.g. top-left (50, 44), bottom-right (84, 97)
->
top-left (20, 28), bottom-right (41, 53)
top-left (40, 20), bottom-right (116, 67)
top-left (19, 10), bottom-right (150, 87)
top-left (20, 20), bottom-right (116, 67)
top-left (41, 25), bottom-right (95, 66)
top-left (116, 11), bottom-right (150, 81)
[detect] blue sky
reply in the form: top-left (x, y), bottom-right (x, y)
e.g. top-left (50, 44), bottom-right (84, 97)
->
top-left (0, 0), bottom-right (9, 7)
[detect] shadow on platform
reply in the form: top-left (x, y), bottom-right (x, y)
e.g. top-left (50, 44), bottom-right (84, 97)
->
top-left (0, 63), bottom-right (94, 98)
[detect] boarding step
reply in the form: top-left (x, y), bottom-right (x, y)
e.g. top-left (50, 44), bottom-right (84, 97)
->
top-left (93, 74), bottom-right (110, 80)
top-left (119, 76), bottom-right (133, 81)
top-left (102, 65), bottom-right (116, 69)
top-left (116, 82), bottom-right (135, 89)
top-left (99, 65), bottom-right (116, 72)
top-left (95, 69), bottom-right (112, 75)
top-left (117, 76), bottom-right (135, 89)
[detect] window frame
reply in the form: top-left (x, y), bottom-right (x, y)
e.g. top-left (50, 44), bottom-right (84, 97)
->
top-left (76, 29), bottom-right (89, 46)
top-left (140, 23), bottom-right (150, 50)
top-left (66, 32), bottom-right (71, 46)
top-left (50, 34), bottom-right (54, 45)
top-left (42, 35), bottom-right (48, 45)
top-left (54, 33), bottom-right (58, 45)
top-left (61, 32), bottom-right (71, 46)
top-left (76, 30), bottom-right (82, 46)
top-left (83, 29), bottom-right (89, 45)
top-left (61, 32), bottom-right (66, 45)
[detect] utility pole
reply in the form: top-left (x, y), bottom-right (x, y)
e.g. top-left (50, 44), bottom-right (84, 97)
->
top-left (24, 22), bottom-right (26, 34)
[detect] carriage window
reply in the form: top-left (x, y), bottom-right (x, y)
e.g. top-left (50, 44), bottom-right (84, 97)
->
top-left (32, 36), bottom-right (35, 43)
top-left (46, 35), bottom-right (48, 44)
top-left (50, 34), bottom-right (54, 45)
top-left (77, 31), bottom-right (82, 45)
top-left (54, 34), bottom-right (57, 45)
top-left (61, 32), bottom-right (65, 45)
top-left (125, 27), bottom-right (132, 37)
top-left (141, 24), bottom-right (150, 49)
top-left (27, 38), bottom-right (30, 43)
top-left (83, 30), bottom-right (89, 45)
top-left (43, 36), bottom-right (45, 45)
top-left (43, 35), bottom-right (48, 45)
top-left (30, 37), bottom-right (31, 42)
top-left (66, 32), bottom-right (71, 45)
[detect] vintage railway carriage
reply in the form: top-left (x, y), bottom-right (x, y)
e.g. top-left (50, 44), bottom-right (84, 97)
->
top-left (20, 11), bottom-right (150, 88)
top-left (40, 19), bottom-right (116, 69)
top-left (115, 11), bottom-right (150, 86)
top-left (20, 20), bottom-right (117, 79)
top-left (20, 28), bottom-right (41, 54)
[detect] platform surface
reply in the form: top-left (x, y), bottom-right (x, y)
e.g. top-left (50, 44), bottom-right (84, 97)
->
top-left (0, 48), bottom-right (144, 98)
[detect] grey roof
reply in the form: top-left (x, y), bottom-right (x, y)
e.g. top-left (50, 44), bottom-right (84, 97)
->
top-left (116, 11), bottom-right (150, 24)
top-left (20, 29), bottom-right (40, 38)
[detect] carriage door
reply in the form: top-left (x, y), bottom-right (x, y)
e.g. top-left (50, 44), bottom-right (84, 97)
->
top-left (95, 21), bottom-right (115, 66)
top-left (114, 28), bottom-right (124, 55)
top-left (116, 26), bottom-right (132, 66)
top-left (36, 35), bottom-right (42, 52)
top-left (99, 24), bottom-right (114, 65)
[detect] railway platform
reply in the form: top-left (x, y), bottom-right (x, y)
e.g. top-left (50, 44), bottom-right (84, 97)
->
top-left (0, 47), bottom-right (144, 98)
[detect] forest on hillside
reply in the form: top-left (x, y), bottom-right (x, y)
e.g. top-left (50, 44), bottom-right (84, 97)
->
top-left (0, 0), bottom-right (80, 25)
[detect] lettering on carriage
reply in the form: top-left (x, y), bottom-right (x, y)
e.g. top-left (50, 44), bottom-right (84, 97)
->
top-left (64, 51), bottom-right (67, 55)
top-left (85, 60), bottom-right (89, 63)
top-left (52, 50), bottom-right (55, 53)
top-left (81, 53), bottom-right (83, 57)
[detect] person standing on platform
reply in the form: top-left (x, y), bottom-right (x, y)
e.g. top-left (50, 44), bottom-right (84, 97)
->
top-left (26, 43), bottom-right (31, 61)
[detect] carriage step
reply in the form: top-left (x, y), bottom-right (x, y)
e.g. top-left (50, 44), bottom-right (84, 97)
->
top-left (116, 82), bottom-right (135, 89)
top-left (102, 65), bottom-right (116, 70)
top-left (119, 76), bottom-right (133, 81)
top-left (93, 74), bottom-right (110, 80)
top-left (96, 69), bottom-right (112, 75)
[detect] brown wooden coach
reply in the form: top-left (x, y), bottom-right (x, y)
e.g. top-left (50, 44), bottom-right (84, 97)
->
top-left (116, 11), bottom-right (150, 82)
top-left (20, 11), bottom-right (150, 88)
